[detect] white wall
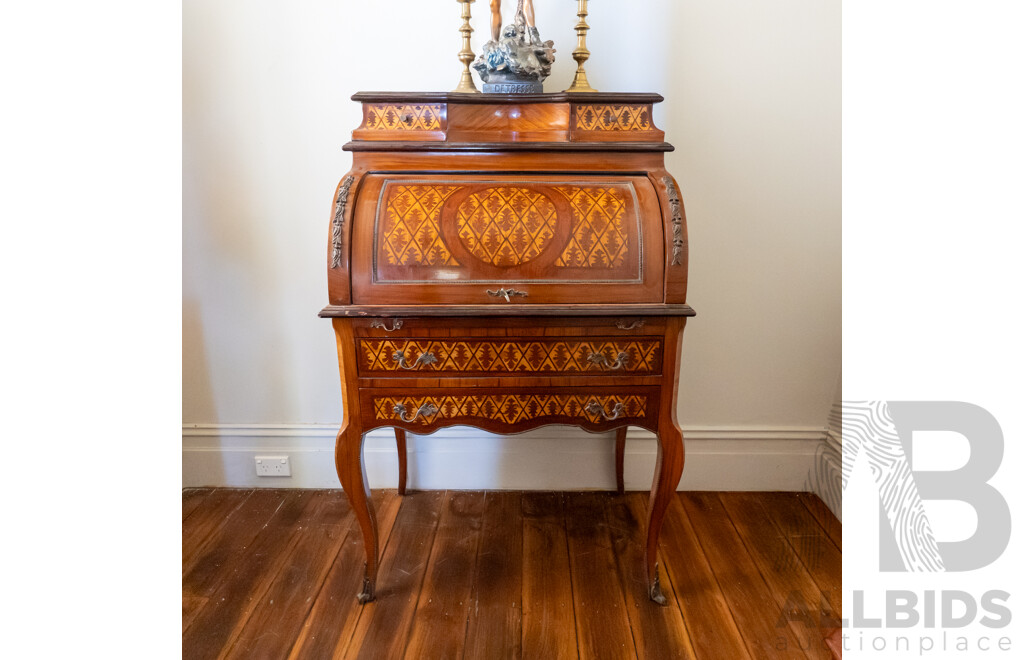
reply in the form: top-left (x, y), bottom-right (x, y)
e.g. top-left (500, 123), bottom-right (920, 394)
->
top-left (183, 0), bottom-right (841, 489)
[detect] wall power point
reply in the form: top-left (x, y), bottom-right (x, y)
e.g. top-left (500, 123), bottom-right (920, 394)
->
top-left (255, 456), bottom-right (291, 477)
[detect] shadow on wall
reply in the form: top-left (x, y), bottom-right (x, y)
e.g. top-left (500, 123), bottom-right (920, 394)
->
top-left (183, 297), bottom-right (225, 483)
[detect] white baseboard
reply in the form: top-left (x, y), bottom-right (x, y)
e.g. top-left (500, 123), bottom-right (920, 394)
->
top-left (183, 424), bottom-right (828, 491)
top-left (812, 428), bottom-right (842, 522)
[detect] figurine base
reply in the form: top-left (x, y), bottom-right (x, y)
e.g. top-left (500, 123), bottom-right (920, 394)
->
top-left (483, 81), bottom-right (543, 94)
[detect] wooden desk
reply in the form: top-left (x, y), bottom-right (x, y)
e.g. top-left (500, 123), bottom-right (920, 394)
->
top-left (321, 92), bottom-right (694, 604)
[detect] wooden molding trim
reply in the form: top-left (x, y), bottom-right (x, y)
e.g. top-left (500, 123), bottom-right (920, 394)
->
top-left (319, 304), bottom-right (696, 318)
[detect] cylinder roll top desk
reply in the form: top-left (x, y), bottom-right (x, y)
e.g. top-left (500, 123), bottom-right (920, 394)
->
top-left (320, 91), bottom-right (694, 604)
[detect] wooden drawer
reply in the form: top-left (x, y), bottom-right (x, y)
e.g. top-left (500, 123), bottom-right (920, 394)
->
top-left (356, 336), bottom-right (662, 376)
top-left (350, 316), bottom-right (664, 338)
top-left (360, 386), bottom-right (659, 433)
top-left (351, 103), bottom-right (447, 141)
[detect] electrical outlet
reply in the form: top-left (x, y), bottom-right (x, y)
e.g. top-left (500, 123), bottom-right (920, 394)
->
top-left (255, 455), bottom-right (291, 477)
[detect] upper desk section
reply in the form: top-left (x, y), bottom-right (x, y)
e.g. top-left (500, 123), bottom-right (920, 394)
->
top-left (329, 91), bottom-right (689, 308)
top-left (345, 92), bottom-right (671, 151)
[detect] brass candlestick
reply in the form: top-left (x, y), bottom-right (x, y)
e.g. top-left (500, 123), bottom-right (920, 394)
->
top-left (566, 0), bottom-right (597, 92)
top-left (453, 0), bottom-right (480, 93)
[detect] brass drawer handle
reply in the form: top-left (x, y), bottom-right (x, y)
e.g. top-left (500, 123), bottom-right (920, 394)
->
top-left (486, 287), bottom-right (528, 302)
top-left (615, 319), bottom-right (645, 330)
top-left (393, 402), bottom-right (438, 422)
top-left (392, 350), bottom-right (439, 370)
top-left (586, 400), bottom-right (625, 421)
top-left (587, 351), bottom-right (630, 371)
top-left (370, 319), bottom-right (404, 332)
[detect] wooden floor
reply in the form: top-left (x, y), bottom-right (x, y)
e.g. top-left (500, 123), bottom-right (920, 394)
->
top-left (183, 489), bottom-right (841, 659)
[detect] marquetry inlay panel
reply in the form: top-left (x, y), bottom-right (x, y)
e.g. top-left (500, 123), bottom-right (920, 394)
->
top-left (554, 186), bottom-right (629, 268)
top-left (378, 182), bottom-right (632, 271)
top-left (373, 393), bottom-right (649, 424)
top-left (359, 338), bottom-right (662, 373)
top-left (575, 105), bottom-right (652, 131)
top-left (364, 104), bottom-right (443, 131)
top-left (380, 185), bottom-right (462, 266)
top-left (456, 188), bottom-right (558, 266)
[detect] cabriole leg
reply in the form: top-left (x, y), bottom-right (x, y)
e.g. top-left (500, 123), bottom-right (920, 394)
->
top-left (395, 428), bottom-right (407, 495)
top-left (335, 423), bottom-right (379, 603)
top-left (645, 420), bottom-right (685, 605)
top-left (614, 426), bottom-right (627, 495)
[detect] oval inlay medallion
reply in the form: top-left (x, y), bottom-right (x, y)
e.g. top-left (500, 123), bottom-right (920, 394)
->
top-left (455, 187), bottom-right (558, 266)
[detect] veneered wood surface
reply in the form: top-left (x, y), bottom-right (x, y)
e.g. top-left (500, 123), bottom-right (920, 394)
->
top-left (447, 102), bottom-right (571, 142)
top-left (358, 385), bottom-right (661, 435)
top-left (323, 305), bottom-right (694, 319)
top-left (184, 489), bottom-right (842, 659)
top-left (349, 173), bottom-right (665, 306)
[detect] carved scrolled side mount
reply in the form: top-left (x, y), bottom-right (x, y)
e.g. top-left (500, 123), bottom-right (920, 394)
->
top-left (331, 175), bottom-right (355, 268)
top-left (661, 177), bottom-right (685, 267)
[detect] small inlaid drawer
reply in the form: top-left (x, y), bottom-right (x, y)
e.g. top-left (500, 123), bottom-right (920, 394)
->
top-left (352, 103), bottom-right (447, 141)
top-left (356, 337), bottom-right (662, 376)
top-left (361, 387), bottom-right (659, 433)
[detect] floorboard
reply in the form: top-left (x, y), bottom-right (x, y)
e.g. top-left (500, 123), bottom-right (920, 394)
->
top-left (183, 490), bottom-right (323, 660)
top-left (223, 491), bottom-right (353, 660)
top-left (182, 489), bottom-right (254, 570)
top-left (404, 491), bottom-right (486, 659)
top-left (760, 493), bottom-right (843, 620)
top-left (182, 489), bottom-right (842, 660)
top-left (659, 495), bottom-right (752, 659)
top-left (566, 492), bottom-right (637, 660)
top-left (464, 492), bottom-right (524, 660)
top-left (521, 492), bottom-right (578, 660)
top-left (183, 488), bottom-right (214, 522)
top-left (287, 490), bottom-right (402, 660)
top-left (343, 490), bottom-right (444, 659)
top-left (613, 494), bottom-right (696, 660)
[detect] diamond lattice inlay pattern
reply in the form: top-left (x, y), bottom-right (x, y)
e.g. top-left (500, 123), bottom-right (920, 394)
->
top-left (359, 339), bottom-right (661, 373)
top-left (373, 393), bottom-right (648, 425)
top-left (365, 104), bottom-right (442, 131)
top-left (575, 105), bottom-right (652, 131)
top-left (381, 185), bottom-right (461, 266)
top-left (456, 188), bottom-right (558, 266)
top-left (554, 186), bottom-right (629, 268)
